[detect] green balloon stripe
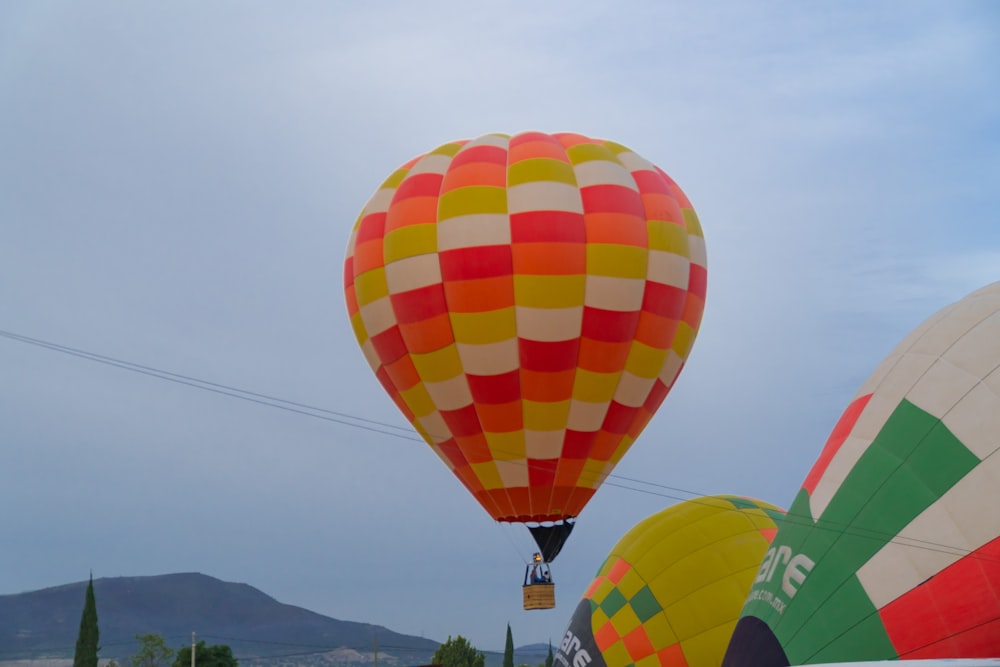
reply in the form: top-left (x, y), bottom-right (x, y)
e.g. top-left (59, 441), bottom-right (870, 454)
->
top-left (741, 399), bottom-right (979, 664)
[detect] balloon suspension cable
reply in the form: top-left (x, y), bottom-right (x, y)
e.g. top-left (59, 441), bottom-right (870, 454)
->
top-left (497, 520), bottom-right (532, 565)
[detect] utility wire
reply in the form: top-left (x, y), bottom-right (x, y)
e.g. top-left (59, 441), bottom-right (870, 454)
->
top-left (0, 329), bottom-right (421, 443)
top-left (2, 328), bottom-right (998, 565)
top-left (0, 329), bottom-right (753, 499)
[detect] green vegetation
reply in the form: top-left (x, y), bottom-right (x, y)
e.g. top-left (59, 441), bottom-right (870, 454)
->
top-left (131, 633), bottom-right (175, 667)
top-left (502, 625), bottom-right (514, 667)
top-left (172, 641), bottom-right (238, 667)
top-left (73, 574), bottom-right (100, 667)
top-left (432, 635), bottom-right (484, 667)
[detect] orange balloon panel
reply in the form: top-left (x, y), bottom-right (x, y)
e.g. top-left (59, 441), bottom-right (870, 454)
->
top-left (344, 131), bottom-right (707, 523)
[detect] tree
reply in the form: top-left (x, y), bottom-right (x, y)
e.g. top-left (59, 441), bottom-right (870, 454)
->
top-left (172, 641), bottom-right (238, 667)
top-left (131, 634), bottom-right (175, 667)
top-left (502, 624), bottom-right (514, 667)
top-left (544, 642), bottom-right (553, 667)
top-left (431, 636), bottom-right (484, 667)
top-left (74, 574), bottom-right (100, 667)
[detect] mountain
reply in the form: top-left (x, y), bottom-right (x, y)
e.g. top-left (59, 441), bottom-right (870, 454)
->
top-left (0, 573), bottom-right (439, 666)
top-left (501, 643), bottom-right (551, 667)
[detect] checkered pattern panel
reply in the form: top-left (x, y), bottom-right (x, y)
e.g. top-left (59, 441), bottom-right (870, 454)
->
top-left (344, 131), bottom-right (707, 523)
top-left (576, 496), bottom-right (783, 667)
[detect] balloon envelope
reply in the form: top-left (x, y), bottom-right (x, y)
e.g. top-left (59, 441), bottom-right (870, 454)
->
top-left (725, 282), bottom-right (1000, 665)
top-left (556, 495), bottom-right (784, 667)
top-left (343, 132), bottom-right (706, 556)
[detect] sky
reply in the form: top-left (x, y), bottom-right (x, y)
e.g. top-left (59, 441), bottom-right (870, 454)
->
top-left (2, 0), bottom-right (999, 656)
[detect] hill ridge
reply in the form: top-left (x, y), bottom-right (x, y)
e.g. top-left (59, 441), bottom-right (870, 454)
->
top-left (0, 572), bottom-right (438, 665)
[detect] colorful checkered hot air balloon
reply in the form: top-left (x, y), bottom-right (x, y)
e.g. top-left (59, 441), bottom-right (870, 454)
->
top-left (557, 495), bottom-right (785, 667)
top-left (724, 281), bottom-right (1000, 665)
top-left (343, 131), bottom-right (707, 567)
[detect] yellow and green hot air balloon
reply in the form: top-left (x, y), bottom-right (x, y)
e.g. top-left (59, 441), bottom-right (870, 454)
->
top-left (556, 495), bottom-right (784, 667)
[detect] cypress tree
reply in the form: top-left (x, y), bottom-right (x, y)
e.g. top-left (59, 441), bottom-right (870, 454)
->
top-left (502, 624), bottom-right (514, 667)
top-left (545, 642), bottom-right (553, 667)
top-left (74, 574), bottom-right (100, 667)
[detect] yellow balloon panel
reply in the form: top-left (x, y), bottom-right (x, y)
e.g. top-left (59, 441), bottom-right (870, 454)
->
top-left (557, 496), bottom-right (784, 667)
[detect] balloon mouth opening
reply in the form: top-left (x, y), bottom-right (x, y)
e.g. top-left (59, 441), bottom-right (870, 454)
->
top-left (527, 519), bottom-right (576, 563)
top-left (499, 515), bottom-right (577, 525)
top-left (525, 517), bottom-right (575, 528)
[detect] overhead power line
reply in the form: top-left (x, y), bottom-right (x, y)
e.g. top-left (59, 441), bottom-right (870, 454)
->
top-left (0, 329), bottom-right (420, 442)
top-left (2, 328), bottom-right (997, 565)
top-left (0, 328), bottom-right (752, 512)
top-left (0, 328), bottom-right (698, 492)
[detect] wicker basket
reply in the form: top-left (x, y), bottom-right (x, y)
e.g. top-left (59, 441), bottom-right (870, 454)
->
top-left (523, 584), bottom-right (556, 610)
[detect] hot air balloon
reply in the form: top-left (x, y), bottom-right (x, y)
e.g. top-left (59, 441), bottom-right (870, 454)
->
top-left (724, 281), bottom-right (1000, 665)
top-left (557, 495), bottom-right (784, 667)
top-left (343, 131), bottom-right (707, 607)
